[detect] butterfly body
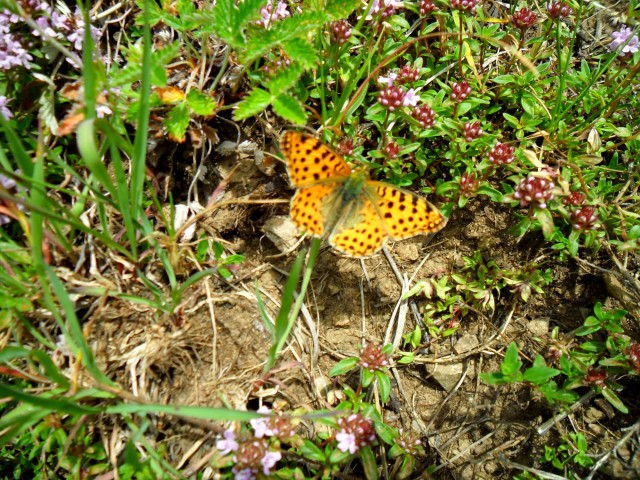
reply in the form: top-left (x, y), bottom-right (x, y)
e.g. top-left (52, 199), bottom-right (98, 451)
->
top-left (281, 131), bottom-right (444, 257)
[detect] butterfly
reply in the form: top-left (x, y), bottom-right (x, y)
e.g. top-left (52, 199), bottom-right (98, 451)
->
top-left (280, 131), bottom-right (444, 257)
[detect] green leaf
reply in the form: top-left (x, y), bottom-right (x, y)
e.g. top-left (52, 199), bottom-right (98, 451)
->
top-left (476, 184), bottom-right (504, 201)
top-left (508, 217), bottom-right (532, 238)
top-left (299, 439), bottom-right (326, 463)
top-left (375, 370), bottom-right (391, 403)
top-left (501, 342), bottom-right (523, 377)
top-left (164, 102), bottom-right (190, 143)
top-left (373, 421), bottom-right (397, 445)
top-left (361, 367), bottom-right (375, 388)
top-left (396, 351), bottom-right (415, 365)
top-left (601, 387), bottom-right (628, 413)
top-left (534, 207), bottom-right (555, 238)
top-left (267, 63), bottom-right (304, 95)
top-left (241, 12), bottom-right (324, 64)
top-left (186, 89), bottom-right (217, 116)
top-left (324, 0), bottom-right (359, 19)
top-left (207, 0), bottom-right (264, 49)
top-left (567, 229), bottom-right (580, 256)
top-left (281, 38), bottom-right (318, 69)
top-left (523, 365), bottom-right (560, 385)
top-left (234, 88), bottom-right (273, 120)
top-left (360, 446), bottom-right (379, 480)
top-left (480, 372), bottom-right (508, 385)
top-left (272, 93), bottom-right (307, 124)
top-left (329, 357), bottom-right (359, 377)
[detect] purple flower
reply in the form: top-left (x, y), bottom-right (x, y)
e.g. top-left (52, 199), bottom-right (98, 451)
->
top-left (215, 429), bottom-right (238, 455)
top-left (261, 450), bottom-right (282, 474)
top-left (32, 16), bottom-right (56, 38)
top-left (233, 468), bottom-right (254, 480)
top-left (378, 71), bottom-right (398, 87)
top-left (0, 32), bottom-right (33, 70)
top-left (250, 406), bottom-right (273, 438)
top-left (609, 27), bottom-right (639, 55)
top-left (256, 0), bottom-right (290, 27)
top-left (402, 88), bottom-right (419, 107)
top-left (0, 95), bottom-right (14, 119)
top-left (335, 414), bottom-right (376, 454)
top-left (367, 0), bottom-right (404, 18)
top-left (336, 431), bottom-right (358, 454)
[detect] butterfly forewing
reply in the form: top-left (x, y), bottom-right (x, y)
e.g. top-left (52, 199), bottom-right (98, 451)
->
top-left (281, 131), bottom-right (352, 187)
top-left (369, 182), bottom-right (444, 239)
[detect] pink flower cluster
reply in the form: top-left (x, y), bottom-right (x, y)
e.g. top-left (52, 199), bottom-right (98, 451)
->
top-left (336, 413), bottom-right (376, 454)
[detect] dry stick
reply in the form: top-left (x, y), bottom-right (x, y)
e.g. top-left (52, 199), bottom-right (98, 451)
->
top-left (536, 390), bottom-right (597, 436)
top-left (585, 418), bottom-right (640, 480)
top-left (499, 455), bottom-right (570, 480)
top-left (203, 277), bottom-right (218, 379)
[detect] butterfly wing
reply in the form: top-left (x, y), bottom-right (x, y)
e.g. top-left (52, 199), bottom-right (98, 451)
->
top-left (329, 198), bottom-right (388, 257)
top-left (368, 181), bottom-right (444, 239)
top-left (290, 184), bottom-right (337, 237)
top-left (281, 131), bottom-right (352, 187)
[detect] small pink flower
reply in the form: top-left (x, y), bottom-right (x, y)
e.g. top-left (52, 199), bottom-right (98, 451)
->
top-left (511, 8), bottom-right (538, 29)
top-left (451, 80), bottom-right (472, 102)
top-left (460, 172), bottom-right (479, 196)
top-left (378, 85), bottom-right (406, 110)
top-left (412, 103), bottom-right (436, 128)
top-left (336, 414), bottom-right (376, 454)
top-left (359, 342), bottom-right (390, 371)
top-left (420, 0), bottom-right (437, 16)
top-left (378, 71), bottom-right (398, 87)
top-left (609, 27), bottom-right (640, 55)
top-left (0, 95), bottom-right (13, 119)
top-left (397, 64), bottom-right (420, 83)
top-left (384, 142), bottom-right (400, 159)
top-left (250, 406), bottom-right (273, 438)
top-left (547, 2), bottom-right (572, 19)
top-left (584, 367), bottom-right (607, 387)
top-left (571, 206), bottom-right (598, 231)
top-left (463, 121), bottom-right (483, 141)
top-left (489, 142), bottom-right (515, 165)
top-left (450, 0), bottom-right (480, 13)
top-left (564, 191), bottom-right (586, 206)
top-left (331, 19), bottom-right (352, 44)
top-left (626, 343), bottom-right (640, 373)
top-left (513, 175), bottom-right (555, 209)
top-left (256, 0), bottom-right (290, 27)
